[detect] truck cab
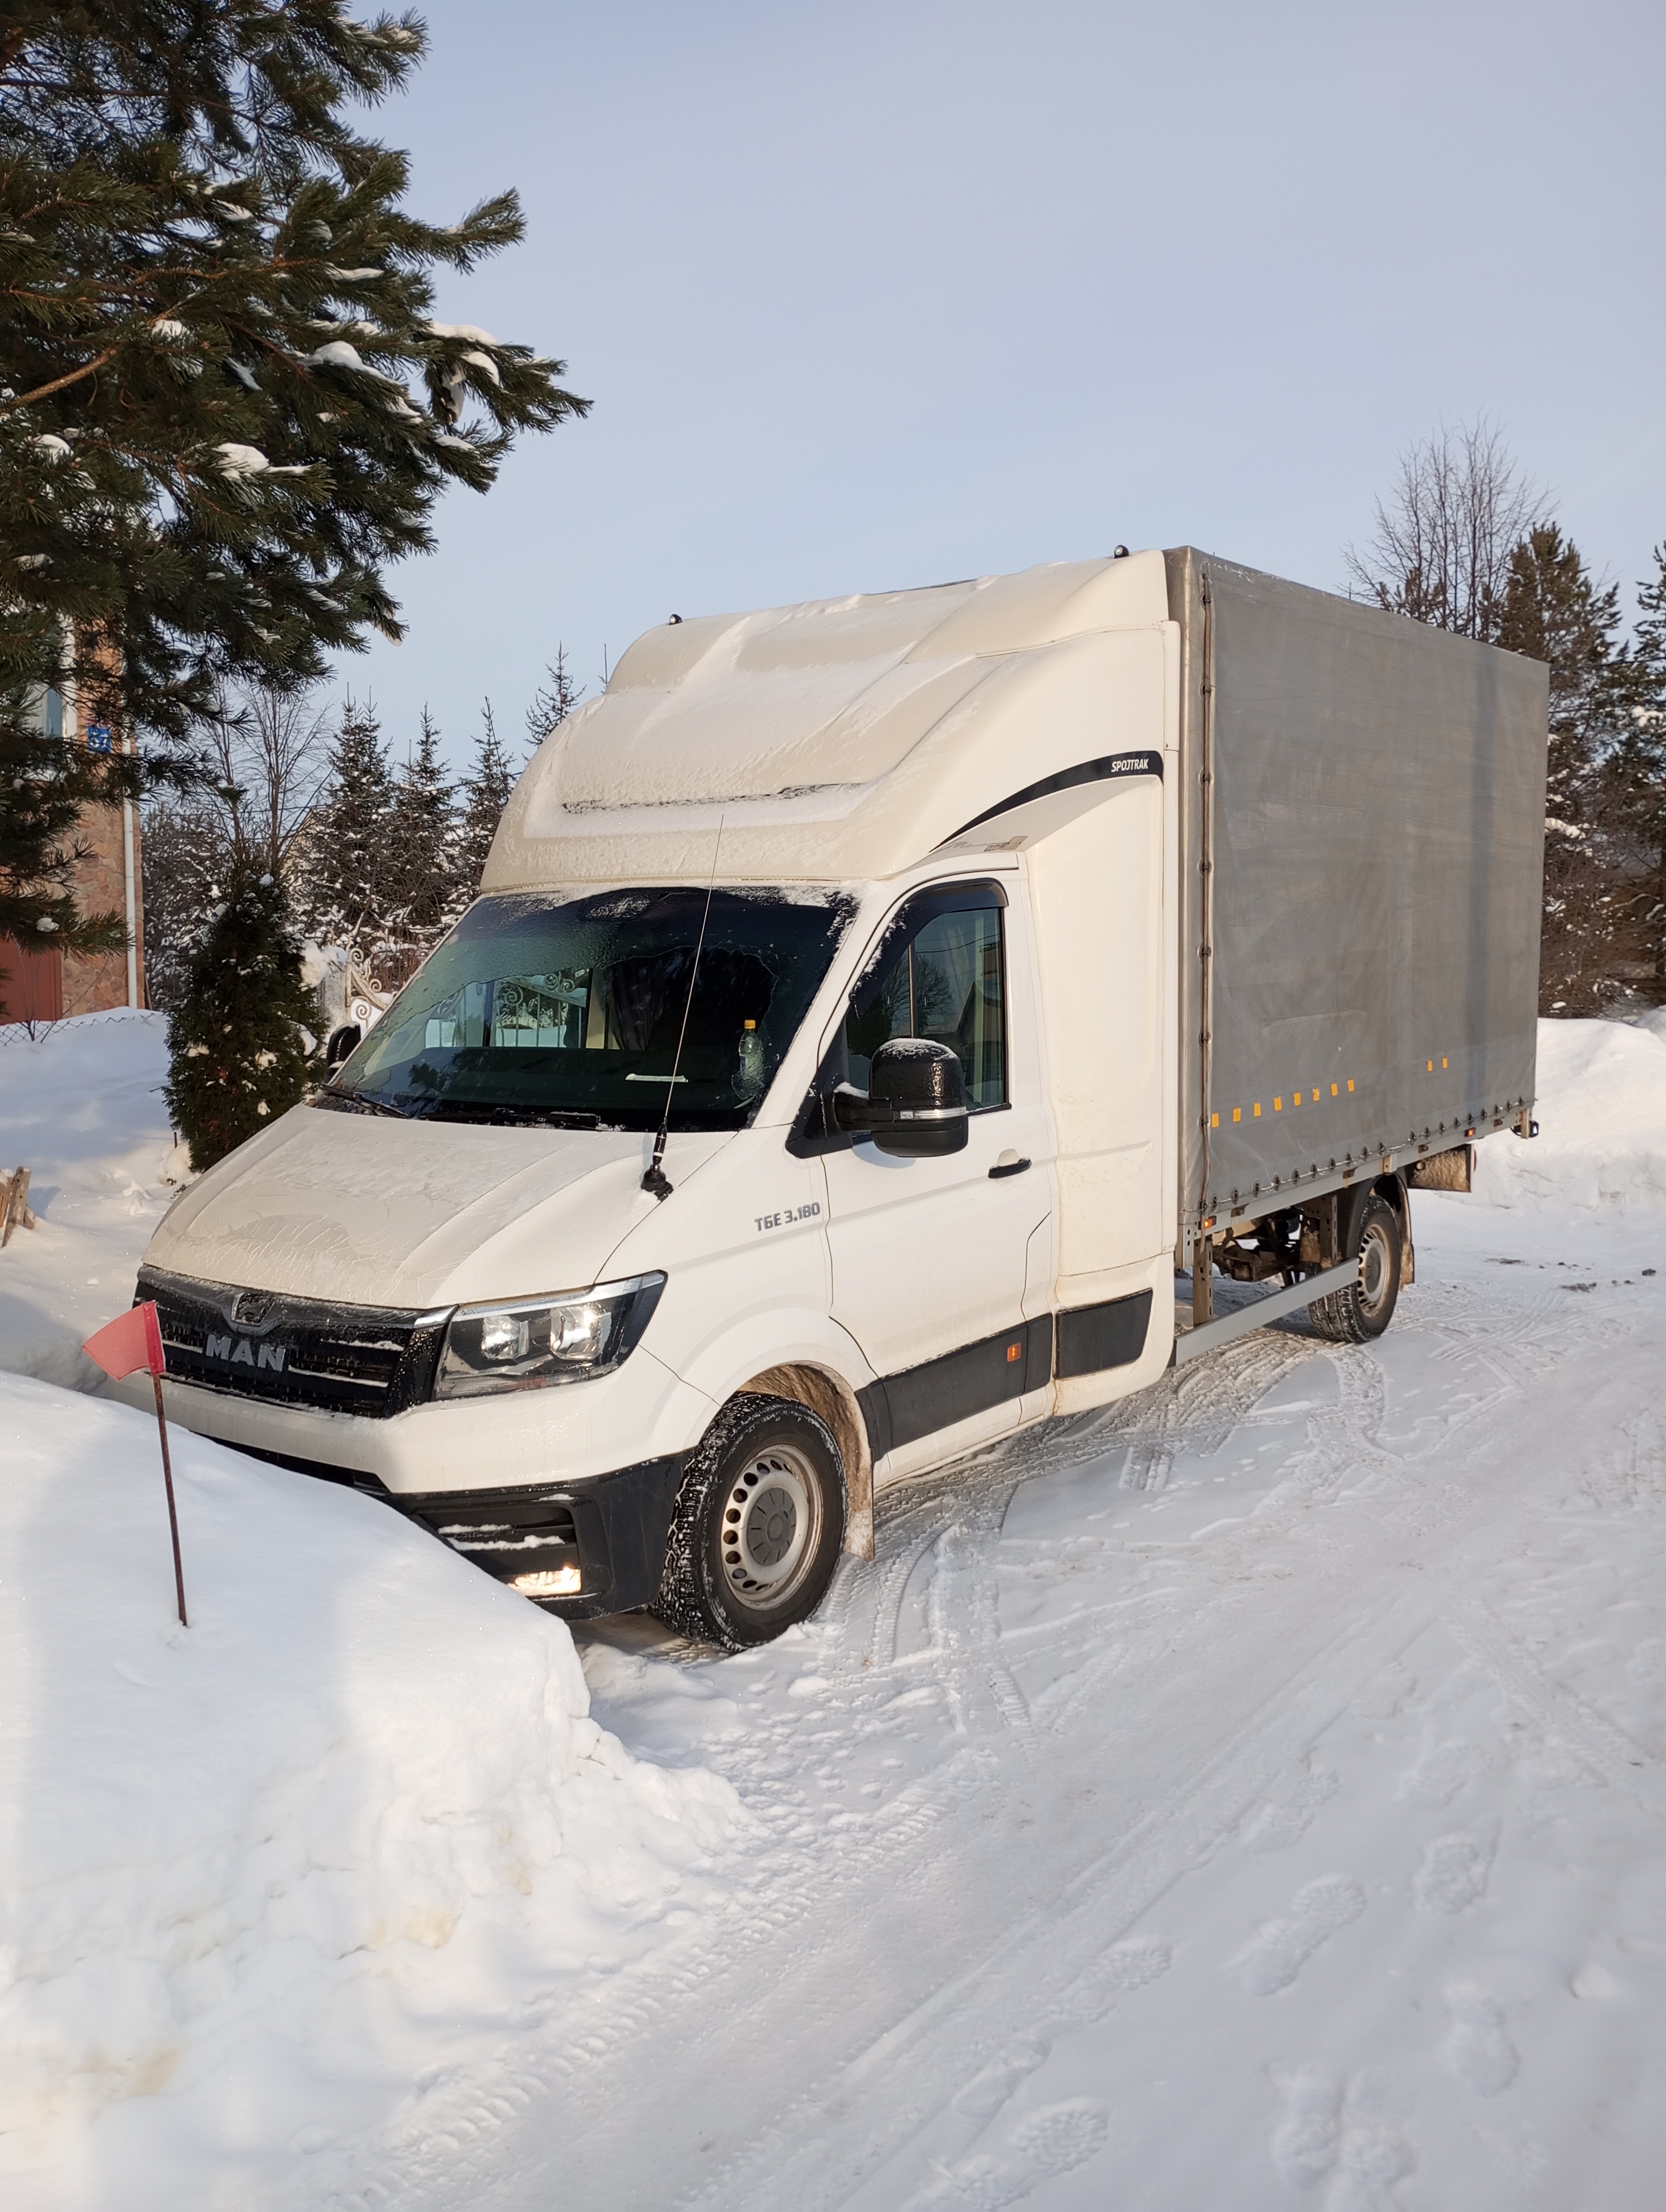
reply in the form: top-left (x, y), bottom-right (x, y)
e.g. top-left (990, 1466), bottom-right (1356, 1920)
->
top-left (133, 548), bottom-right (1544, 1645)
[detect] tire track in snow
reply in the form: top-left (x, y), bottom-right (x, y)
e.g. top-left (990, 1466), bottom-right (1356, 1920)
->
top-left (747, 1307), bottom-right (1663, 2209)
top-left (693, 1292), bottom-right (1652, 2206)
top-left (315, 1260), bottom-right (1665, 2212)
top-left (700, 1587), bottom-right (1434, 2212)
top-left (849, 1326), bottom-right (1323, 1741)
top-left (1026, 1345), bottom-right (1396, 1739)
top-left (348, 1538), bottom-right (1430, 2212)
top-left (1443, 1597), bottom-right (1666, 1821)
top-left (927, 1496), bottom-right (1033, 1743)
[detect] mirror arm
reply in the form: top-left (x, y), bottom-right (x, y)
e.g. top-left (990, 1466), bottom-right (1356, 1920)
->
top-left (829, 1083), bottom-right (891, 1135)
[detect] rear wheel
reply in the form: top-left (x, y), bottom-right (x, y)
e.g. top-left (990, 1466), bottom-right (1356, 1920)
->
top-left (1309, 1192), bottom-right (1401, 1343)
top-left (652, 1393), bottom-right (847, 1649)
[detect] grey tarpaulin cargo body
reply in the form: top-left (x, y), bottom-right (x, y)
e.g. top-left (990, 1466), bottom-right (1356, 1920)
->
top-left (1165, 547), bottom-right (1548, 1245)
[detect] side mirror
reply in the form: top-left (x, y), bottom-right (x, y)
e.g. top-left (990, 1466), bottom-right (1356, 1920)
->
top-left (832, 1038), bottom-right (969, 1157)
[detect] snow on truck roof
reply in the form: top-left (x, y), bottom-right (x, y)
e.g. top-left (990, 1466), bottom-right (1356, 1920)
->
top-left (484, 550), bottom-right (1173, 889)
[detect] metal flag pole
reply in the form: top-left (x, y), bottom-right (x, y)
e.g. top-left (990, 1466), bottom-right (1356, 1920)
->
top-left (150, 1368), bottom-right (187, 1628)
top-left (82, 1300), bottom-right (188, 1627)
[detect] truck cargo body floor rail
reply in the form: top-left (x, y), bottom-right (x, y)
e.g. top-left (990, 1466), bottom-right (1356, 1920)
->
top-left (1171, 1258), bottom-right (1360, 1367)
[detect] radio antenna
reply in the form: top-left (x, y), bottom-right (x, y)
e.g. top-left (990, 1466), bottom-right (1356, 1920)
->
top-left (642, 815), bottom-right (724, 1201)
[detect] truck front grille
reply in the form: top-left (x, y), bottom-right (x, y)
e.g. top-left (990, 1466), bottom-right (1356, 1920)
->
top-left (139, 1266), bottom-right (446, 1419)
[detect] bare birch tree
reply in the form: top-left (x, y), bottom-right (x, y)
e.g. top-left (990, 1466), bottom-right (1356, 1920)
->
top-left (1344, 419), bottom-right (1547, 640)
top-left (196, 681), bottom-right (334, 874)
top-left (141, 679), bottom-right (332, 1009)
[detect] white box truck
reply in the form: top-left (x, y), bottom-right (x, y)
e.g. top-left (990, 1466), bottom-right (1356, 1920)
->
top-left (132, 550), bottom-right (1548, 1646)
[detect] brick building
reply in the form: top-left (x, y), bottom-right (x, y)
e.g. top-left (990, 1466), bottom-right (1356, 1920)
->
top-left (0, 683), bottom-right (146, 1027)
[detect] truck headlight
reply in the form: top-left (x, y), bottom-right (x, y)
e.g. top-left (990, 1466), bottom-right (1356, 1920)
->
top-left (434, 1274), bottom-right (665, 1399)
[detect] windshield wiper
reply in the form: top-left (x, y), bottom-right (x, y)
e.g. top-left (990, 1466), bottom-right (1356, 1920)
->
top-left (313, 1086), bottom-right (417, 1118)
top-left (425, 1102), bottom-right (605, 1130)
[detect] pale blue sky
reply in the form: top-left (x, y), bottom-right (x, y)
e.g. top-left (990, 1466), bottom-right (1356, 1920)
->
top-left (344, 0), bottom-right (1665, 771)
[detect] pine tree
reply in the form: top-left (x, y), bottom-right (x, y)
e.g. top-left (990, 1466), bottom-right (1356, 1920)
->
top-left (452, 700), bottom-right (516, 905)
top-left (1610, 546), bottom-right (1666, 993)
top-left (140, 800), bottom-right (232, 1014)
top-left (1495, 526), bottom-right (1627, 1012)
top-left (2, 693), bottom-right (201, 967)
top-left (0, 2), bottom-right (587, 954)
top-left (163, 867), bottom-right (319, 1172)
top-left (389, 707), bottom-right (456, 942)
top-left (292, 697), bottom-right (398, 973)
top-left (526, 645), bottom-right (585, 752)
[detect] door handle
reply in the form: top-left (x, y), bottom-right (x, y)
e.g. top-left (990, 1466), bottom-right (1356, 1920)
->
top-left (989, 1152), bottom-right (1031, 1180)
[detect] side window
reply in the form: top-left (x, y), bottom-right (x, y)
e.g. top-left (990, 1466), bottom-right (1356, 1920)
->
top-left (843, 890), bottom-right (1007, 1109)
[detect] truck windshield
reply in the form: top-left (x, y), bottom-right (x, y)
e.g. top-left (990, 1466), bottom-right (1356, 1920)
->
top-left (325, 887), bottom-right (857, 1130)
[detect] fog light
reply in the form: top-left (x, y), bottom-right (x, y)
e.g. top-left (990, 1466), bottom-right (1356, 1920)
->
top-left (512, 1565), bottom-right (582, 1598)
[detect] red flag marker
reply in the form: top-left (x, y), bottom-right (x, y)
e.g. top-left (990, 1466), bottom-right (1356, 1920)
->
top-left (84, 1300), bottom-right (187, 1627)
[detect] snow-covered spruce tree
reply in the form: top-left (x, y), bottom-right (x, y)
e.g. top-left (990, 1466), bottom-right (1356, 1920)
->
top-left (0, 0), bottom-right (586, 956)
top-left (1608, 546), bottom-right (1666, 995)
top-left (388, 708), bottom-right (456, 943)
top-left (163, 867), bottom-right (319, 1171)
top-left (140, 799), bottom-right (233, 1014)
top-left (526, 645), bottom-right (585, 753)
top-left (292, 696), bottom-right (399, 974)
top-left (1494, 526), bottom-right (1627, 1013)
top-left (451, 700), bottom-right (515, 906)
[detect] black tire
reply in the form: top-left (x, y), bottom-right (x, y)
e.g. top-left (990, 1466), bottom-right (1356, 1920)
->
top-left (1310, 1192), bottom-right (1401, 1343)
top-left (651, 1393), bottom-right (847, 1649)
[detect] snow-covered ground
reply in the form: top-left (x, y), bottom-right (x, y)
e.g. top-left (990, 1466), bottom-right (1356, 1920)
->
top-left (0, 1011), bottom-right (180, 1391)
top-left (3, 1009), bottom-right (1666, 2209)
top-left (0, 1377), bottom-right (744, 2206)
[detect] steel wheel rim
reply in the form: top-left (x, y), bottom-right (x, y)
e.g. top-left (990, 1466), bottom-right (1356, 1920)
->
top-left (719, 1443), bottom-right (822, 1611)
top-left (1360, 1222), bottom-right (1392, 1311)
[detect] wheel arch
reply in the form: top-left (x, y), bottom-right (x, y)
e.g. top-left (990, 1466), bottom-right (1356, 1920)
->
top-left (666, 1314), bottom-right (878, 1563)
top-left (740, 1360), bottom-right (874, 1561)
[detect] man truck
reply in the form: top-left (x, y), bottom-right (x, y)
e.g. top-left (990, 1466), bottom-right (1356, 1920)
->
top-left (131, 549), bottom-right (1548, 1646)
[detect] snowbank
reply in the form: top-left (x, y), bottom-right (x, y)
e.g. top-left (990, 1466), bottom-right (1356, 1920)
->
top-left (0, 1011), bottom-right (179, 1388)
top-left (0, 1374), bottom-right (745, 2203)
top-left (1474, 1015), bottom-right (1666, 1208)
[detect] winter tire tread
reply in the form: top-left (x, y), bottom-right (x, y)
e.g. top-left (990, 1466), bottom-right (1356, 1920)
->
top-left (1309, 1192), bottom-right (1401, 1343)
top-left (651, 1392), bottom-right (847, 1649)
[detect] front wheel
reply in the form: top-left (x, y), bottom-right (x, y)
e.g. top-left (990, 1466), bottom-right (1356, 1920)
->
top-left (651, 1393), bottom-right (847, 1649)
top-left (1309, 1192), bottom-right (1401, 1343)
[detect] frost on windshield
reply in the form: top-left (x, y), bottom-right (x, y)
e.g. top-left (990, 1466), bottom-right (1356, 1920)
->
top-left (330, 887), bottom-right (857, 1129)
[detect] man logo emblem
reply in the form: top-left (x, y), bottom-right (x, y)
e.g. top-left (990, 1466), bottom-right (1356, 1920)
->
top-left (204, 1333), bottom-right (285, 1371)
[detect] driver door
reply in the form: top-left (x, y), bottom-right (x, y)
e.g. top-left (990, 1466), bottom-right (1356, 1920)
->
top-left (818, 880), bottom-right (1054, 1476)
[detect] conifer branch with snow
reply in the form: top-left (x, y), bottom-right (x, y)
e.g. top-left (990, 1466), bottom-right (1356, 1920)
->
top-left (0, 0), bottom-right (588, 958)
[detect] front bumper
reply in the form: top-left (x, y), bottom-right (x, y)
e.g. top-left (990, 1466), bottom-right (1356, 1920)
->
top-left (232, 1442), bottom-right (689, 1619)
top-left (125, 1265), bottom-right (716, 1616)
